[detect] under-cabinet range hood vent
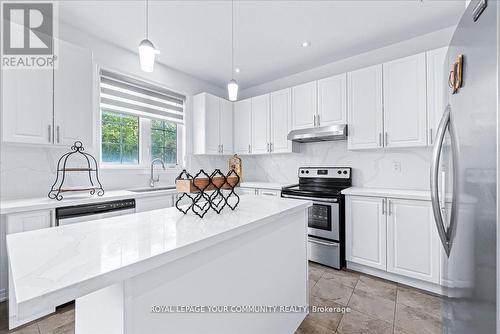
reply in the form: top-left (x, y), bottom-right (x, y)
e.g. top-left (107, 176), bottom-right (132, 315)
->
top-left (287, 124), bottom-right (347, 143)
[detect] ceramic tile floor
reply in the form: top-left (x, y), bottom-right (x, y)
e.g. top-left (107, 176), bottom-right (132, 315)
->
top-left (297, 262), bottom-right (443, 334)
top-left (0, 262), bottom-right (442, 334)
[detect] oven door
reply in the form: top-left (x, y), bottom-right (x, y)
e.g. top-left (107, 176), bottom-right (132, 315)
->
top-left (281, 194), bottom-right (340, 240)
top-left (307, 199), bottom-right (339, 240)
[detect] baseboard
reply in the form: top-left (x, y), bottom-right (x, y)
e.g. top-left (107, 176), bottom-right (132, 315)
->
top-left (347, 261), bottom-right (444, 295)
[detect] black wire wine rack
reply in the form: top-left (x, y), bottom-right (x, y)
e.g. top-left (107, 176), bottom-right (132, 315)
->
top-left (48, 141), bottom-right (104, 201)
top-left (175, 169), bottom-right (240, 218)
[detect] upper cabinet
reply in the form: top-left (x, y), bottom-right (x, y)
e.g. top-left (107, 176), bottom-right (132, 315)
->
top-left (426, 47), bottom-right (448, 146)
top-left (193, 93), bottom-right (233, 155)
top-left (383, 53), bottom-right (427, 148)
top-left (270, 88), bottom-right (296, 153)
top-left (2, 41), bottom-right (93, 146)
top-left (2, 40), bottom-right (93, 146)
top-left (233, 99), bottom-right (252, 155)
top-left (54, 40), bottom-right (93, 147)
top-left (291, 81), bottom-right (317, 130)
top-left (251, 94), bottom-right (270, 154)
top-left (317, 74), bottom-right (347, 126)
top-left (347, 65), bottom-right (384, 150)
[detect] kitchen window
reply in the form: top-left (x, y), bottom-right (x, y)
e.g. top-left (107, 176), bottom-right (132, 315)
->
top-left (99, 69), bottom-right (185, 168)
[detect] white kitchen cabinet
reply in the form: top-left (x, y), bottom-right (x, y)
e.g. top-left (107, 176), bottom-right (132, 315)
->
top-left (2, 40), bottom-right (93, 147)
top-left (54, 40), bottom-right (93, 147)
top-left (317, 74), bottom-right (347, 126)
top-left (257, 189), bottom-right (280, 197)
top-left (270, 88), bottom-right (298, 154)
top-left (347, 65), bottom-right (384, 150)
top-left (6, 210), bottom-right (54, 234)
top-left (291, 81), bottom-right (317, 130)
top-left (238, 187), bottom-right (258, 196)
top-left (193, 92), bottom-right (233, 155)
top-left (345, 196), bottom-right (386, 270)
top-left (219, 98), bottom-right (233, 154)
top-left (383, 53), bottom-right (427, 148)
top-left (251, 94), bottom-right (270, 154)
top-left (2, 68), bottom-right (54, 145)
top-left (135, 195), bottom-right (174, 212)
top-left (386, 198), bottom-right (440, 284)
top-left (426, 47), bottom-right (449, 146)
top-left (233, 99), bottom-right (252, 155)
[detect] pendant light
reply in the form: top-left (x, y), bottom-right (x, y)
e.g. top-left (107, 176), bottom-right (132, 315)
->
top-left (227, 0), bottom-right (238, 101)
top-left (139, 0), bottom-right (160, 72)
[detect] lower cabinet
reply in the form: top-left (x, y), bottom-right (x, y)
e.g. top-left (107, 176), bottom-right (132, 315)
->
top-left (135, 195), bottom-right (174, 212)
top-left (346, 195), bottom-right (440, 285)
top-left (238, 187), bottom-right (281, 197)
top-left (345, 196), bottom-right (386, 270)
top-left (1, 210), bottom-right (54, 302)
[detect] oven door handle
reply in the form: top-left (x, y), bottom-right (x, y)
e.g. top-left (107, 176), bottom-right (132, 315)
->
top-left (308, 237), bottom-right (339, 247)
top-left (281, 194), bottom-right (338, 203)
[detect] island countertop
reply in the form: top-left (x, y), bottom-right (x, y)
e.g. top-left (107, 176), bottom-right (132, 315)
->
top-left (7, 195), bottom-right (310, 319)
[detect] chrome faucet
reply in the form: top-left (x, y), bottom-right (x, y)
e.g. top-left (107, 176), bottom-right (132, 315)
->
top-left (150, 158), bottom-right (166, 187)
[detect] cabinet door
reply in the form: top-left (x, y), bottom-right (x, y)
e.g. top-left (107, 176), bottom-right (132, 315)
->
top-left (317, 74), bottom-right (347, 126)
top-left (426, 47), bottom-right (448, 146)
top-left (233, 99), bottom-right (252, 155)
top-left (6, 210), bottom-right (53, 234)
top-left (251, 94), bottom-right (270, 154)
top-left (386, 199), bottom-right (439, 283)
top-left (347, 65), bottom-right (383, 150)
top-left (257, 189), bottom-right (280, 197)
top-left (135, 195), bottom-right (174, 212)
top-left (383, 53), bottom-right (427, 148)
top-left (270, 88), bottom-right (292, 153)
top-left (291, 81), bottom-right (317, 130)
top-left (345, 196), bottom-right (386, 270)
top-left (219, 98), bottom-right (233, 154)
top-left (54, 40), bottom-right (93, 147)
top-left (2, 68), bottom-right (53, 144)
top-left (205, 94), bottom-right (221, 155)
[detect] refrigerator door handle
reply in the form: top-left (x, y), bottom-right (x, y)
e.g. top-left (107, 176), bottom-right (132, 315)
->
top-left (430, 106), bottom-right (452, 257)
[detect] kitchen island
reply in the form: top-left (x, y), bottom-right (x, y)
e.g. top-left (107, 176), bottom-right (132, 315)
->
top-left (6, 195), bottom-right (310, 334)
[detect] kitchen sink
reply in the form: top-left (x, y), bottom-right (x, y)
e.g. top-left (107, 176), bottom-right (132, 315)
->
top-left (128, 186), bottom-right (176, 193)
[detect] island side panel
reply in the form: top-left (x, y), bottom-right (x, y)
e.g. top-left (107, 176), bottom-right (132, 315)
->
top-left (120, 208), bottom-right (308, 334)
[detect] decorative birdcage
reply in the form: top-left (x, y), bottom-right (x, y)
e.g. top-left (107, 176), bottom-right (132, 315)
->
top-left (48, 141), bottom-right (104, 201)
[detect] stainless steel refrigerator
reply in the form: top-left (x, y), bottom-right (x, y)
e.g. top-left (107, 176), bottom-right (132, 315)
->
top-left (430, 0), bottom-right (497, 333)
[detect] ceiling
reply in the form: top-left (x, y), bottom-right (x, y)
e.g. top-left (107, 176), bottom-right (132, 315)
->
top-left (59, 0), bottom-right (465, 89)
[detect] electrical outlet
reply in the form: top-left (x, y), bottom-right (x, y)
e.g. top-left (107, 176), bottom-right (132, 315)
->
top-left (392, 161), bottom-right (401, 173)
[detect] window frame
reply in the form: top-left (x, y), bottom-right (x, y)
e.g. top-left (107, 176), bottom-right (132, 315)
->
top-left (97, 67), bottom-right (185, 171)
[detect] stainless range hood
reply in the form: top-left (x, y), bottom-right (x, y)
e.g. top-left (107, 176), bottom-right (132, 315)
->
top-left (287, 124), bottom-right (347, 143)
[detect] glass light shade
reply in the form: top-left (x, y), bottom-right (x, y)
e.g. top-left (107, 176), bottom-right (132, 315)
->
top-left (227, 79), bottom-right (238, 101)
top-left (138, 39), bottom-right (160, 72)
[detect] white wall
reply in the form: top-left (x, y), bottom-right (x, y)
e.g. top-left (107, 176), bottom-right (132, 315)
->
top-left (0, 22), bottom-right (225, 200)
top-left (194, 26), bottom-right (456, 191)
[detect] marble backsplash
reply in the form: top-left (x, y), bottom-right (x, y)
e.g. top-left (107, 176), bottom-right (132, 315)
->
top-left (191, 141), bottom-right (432, 191)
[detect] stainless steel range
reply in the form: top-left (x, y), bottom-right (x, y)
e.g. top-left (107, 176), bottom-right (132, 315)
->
top-left (281, 167), bottom-right (351, 269)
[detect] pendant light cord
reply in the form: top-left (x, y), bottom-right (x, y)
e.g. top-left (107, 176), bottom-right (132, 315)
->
top-left (146, 0), bottom-right (149, 39)
top-left (231, 0), bottom-right (234, 79)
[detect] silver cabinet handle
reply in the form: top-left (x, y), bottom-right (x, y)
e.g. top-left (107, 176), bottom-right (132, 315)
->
top-left (270, 143), bottom-right (273, 152)
top-left (378, 133), bottom-right (382, 147)
top-left (385, 132), bottom-right (388, 146)
top-left (248, 144), bottom-right (251, 154)
top-left (267, 143), bottom-right (270, 153)
top-left (430, 105), bottom-right (456, 257)
top-left (382, 198), bottom-right (385, 215)
top-left (388, 200), bottom-right (392, 216)
top-left (313, 115), bottom-right (317, 127)
top-left (260, 191), bottom-right (277, 196)
top-left (308, 237), bottom-right (339, 247)
top-left (48, 125), bottom-right (52, 143)
top-left (56, 125), bottom-right (60, 143)
top-left (317, 114), bottom-right (320, 126)
top-left (221, 144), bottom-right (224, 154)
top-left (281, 193), bottom-right (338, 203)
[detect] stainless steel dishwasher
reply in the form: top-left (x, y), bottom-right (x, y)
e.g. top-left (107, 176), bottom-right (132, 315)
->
top-left (56, 199), bottom-right (136, 226)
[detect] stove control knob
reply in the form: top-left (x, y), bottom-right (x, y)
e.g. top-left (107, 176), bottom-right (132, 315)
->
top-left (343, 170), bottom-right (348, 174)
top-left (305, 170), bottom-right (309, 174)
top-left (337, 170), bottom-right (342, 174)
top-left (301, 170), bottom-right (305, 174)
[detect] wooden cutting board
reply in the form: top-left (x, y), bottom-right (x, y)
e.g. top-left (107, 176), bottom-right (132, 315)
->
top-left (176, 175), bottom-right (240, 193)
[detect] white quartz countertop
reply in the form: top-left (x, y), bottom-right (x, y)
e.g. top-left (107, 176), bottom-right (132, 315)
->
top-left (0, 187), bottom-right (178, 215)
top-left (7, 196), bottom-right (310, 314)
top-left (239, 182), bottom-right (294, 190)
top-left (341, 187), bottom-right (432, 201)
